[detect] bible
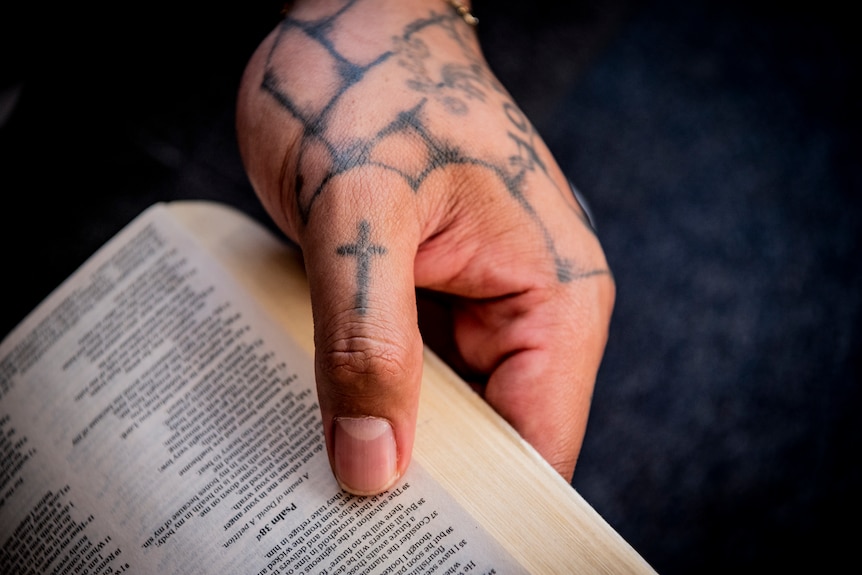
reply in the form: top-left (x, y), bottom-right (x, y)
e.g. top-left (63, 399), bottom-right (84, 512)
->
top-left (0, 201), bottom-right (655, 574)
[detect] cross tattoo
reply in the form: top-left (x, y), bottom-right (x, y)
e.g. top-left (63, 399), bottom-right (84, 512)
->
top-left (336, 220), bottom-right (388, 314)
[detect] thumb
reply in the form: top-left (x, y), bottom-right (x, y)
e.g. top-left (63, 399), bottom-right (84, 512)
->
top-left (301, 184), bottom-right (423, 496)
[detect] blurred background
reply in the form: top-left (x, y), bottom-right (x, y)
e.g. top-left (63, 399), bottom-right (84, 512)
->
top-left (1, 0), bottom-right (859, 572)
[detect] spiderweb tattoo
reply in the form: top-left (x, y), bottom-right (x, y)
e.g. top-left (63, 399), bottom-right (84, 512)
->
top-left (261, 0), bottom-right (607, 283)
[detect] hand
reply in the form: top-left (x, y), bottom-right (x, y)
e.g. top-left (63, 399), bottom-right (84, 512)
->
top-left (236, 0), bottom-right (615, 495)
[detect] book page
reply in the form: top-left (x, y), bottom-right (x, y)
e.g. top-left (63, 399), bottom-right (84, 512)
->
top-left (0, 203), bottom-right (526, 575)
top-left (167, 202), bottom-right (656, 574)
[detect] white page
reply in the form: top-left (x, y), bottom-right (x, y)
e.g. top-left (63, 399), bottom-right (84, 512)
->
top-left (0, 204), bottom-right (526, 575)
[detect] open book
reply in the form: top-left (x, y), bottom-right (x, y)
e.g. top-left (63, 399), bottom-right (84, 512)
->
top-left (0, 201), bottom-right (655, 574)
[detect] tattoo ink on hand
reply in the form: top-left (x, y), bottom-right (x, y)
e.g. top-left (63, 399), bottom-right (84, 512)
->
top-left (336, 220), bottom-right (387, 314)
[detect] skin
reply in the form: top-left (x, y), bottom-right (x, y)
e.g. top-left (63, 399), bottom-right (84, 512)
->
top-left (236, 0), bottom-right (615, 495)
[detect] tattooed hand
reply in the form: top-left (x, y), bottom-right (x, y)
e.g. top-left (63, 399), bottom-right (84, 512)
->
top-left (236, 0), bottom-right (614, 495)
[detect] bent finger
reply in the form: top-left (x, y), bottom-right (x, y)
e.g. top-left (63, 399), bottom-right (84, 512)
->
top-left (457, 276), bottom-right (615, 480)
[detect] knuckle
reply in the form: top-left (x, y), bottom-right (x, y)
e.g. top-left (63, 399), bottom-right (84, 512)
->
top-left (318, 327), bottom-right (414, 394)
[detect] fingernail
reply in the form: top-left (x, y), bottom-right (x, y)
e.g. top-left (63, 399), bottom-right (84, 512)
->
top-left (334, 417), bottom-right (398, 495)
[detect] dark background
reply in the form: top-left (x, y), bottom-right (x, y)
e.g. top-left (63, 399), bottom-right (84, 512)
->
top-left (2, 1), bottom-right (859, 573)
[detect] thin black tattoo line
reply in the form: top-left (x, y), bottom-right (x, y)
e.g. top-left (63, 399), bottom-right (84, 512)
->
top-left (265, 25), bottom-right (393, 137)
top-left (264, 0), bottom-right (605, 283)
top-left (268, 0), bottom-right (395, 139)
top-left (265, 6), bottom-right (397, 223)
top-left (571, 268), bottom-right (613, 281)
top-left (402, 10), bottom-right (455, 41)
top-left (365, 100), bottom-right (472, 190)
top-left (336, 220), bottom-right (387, 314)
top-left (503, 101), bottom-right (600, 238)
top-left (265, 2), bottom-right (484, 209)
